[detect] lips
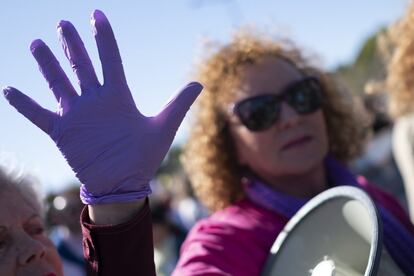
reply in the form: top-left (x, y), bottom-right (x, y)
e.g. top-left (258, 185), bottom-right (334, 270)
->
top-left (44, 273), bottom-right (56, 276)
top-left (281, 135), bottom-right (312, 150)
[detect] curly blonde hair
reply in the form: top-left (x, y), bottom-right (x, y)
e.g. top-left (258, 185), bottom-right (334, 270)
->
top-left (385, 1), bottom-right (414, 117)
top-left (183, 30), bottom-right (366, 212)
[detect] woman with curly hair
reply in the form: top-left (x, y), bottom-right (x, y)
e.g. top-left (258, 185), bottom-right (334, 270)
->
top-left (385, 0), bottom-right (414, 224)
top-left (176, 31), bottom-right (414, 275)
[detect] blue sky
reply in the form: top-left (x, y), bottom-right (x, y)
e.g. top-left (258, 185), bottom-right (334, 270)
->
top-left (0, 0), bottom-right (408, 192)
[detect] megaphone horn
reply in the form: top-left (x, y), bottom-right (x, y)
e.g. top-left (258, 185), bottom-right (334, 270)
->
top-left (262, 186), bottom-right (404, 276)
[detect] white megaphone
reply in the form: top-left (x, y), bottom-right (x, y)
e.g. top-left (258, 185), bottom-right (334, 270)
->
top-left (261, 186), bottom-right (404, 276)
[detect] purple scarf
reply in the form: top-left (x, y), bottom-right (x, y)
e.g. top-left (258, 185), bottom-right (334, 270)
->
top-left (243, 155), bottom-right (414, 275)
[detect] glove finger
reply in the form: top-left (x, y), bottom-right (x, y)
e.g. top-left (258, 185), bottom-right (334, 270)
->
top-left (58, 20), bottom-right (100, 92)
top-left (91, 10), bottom-right (127, 86)
top-left (3, 86), bottom-right (57, 134)
top-left (30, 39), bottom-right (78, 113)
top-left (157, 82), bottom-right (203, 132)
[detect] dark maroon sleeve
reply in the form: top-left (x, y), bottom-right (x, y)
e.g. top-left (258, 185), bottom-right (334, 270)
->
top-left (80, 199), bottom-right (156, 276)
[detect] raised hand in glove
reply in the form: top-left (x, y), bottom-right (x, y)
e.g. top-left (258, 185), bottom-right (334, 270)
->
top-left (3, 10), bottom-right (203, 205)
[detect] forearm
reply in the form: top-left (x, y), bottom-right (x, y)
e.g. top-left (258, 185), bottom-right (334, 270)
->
top-left (82, 198), bottom-right (156, 276)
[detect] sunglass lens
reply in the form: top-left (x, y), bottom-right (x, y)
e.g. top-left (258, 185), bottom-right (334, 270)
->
top-left (236, 95), bottom-right (280, 131)
top-left (287, 79), bottom-right (322, 114)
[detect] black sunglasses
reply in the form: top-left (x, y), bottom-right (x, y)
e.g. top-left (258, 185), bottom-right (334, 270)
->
top-left (232, 77), bottom-right (323, 131)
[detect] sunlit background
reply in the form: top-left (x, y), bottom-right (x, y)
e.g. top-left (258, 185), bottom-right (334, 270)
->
top-left (0, 0), bottom-right (408, 192)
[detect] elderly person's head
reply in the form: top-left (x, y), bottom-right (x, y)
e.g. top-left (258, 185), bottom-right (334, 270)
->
top-left (183, 30), bottom-right (365, 212)
top-left (0, 167), bottom-right (62, 276)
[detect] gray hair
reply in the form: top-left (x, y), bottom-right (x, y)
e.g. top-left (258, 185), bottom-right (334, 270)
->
top-left (0, 165), bottom-right (43, 215)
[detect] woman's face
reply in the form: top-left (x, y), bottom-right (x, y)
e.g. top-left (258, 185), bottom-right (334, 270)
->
top-left (228, 56), bottom-right (328, 183)
top-left (0, 187), bottom-right (63, 276)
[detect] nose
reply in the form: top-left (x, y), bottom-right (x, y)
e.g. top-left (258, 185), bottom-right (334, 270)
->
top-left (17, 234), bottom-right (46, 266)
top-left (276, 102), bottom-right (300, 130)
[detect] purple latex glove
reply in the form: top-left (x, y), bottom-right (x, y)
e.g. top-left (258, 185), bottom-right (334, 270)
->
top-left (3, 10), bottom-right (203, 205)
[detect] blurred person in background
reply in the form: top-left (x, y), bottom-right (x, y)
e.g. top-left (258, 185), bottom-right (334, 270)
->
top-left (155, 147), bottom-right (208, 232)
top-left (351, 90), bottom-right (407, 208)
top-left (46, 186), bottom-right (85, 276)
top-left (151, 199), bottom-right (186, 276)
top-left (384, 0), bottom-right (414, 223)
top-left (166, 171), bottom-right (207, 232)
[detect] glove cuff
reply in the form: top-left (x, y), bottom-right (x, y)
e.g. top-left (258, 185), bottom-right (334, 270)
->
top-left (80, 185), bottom-right (151, 205)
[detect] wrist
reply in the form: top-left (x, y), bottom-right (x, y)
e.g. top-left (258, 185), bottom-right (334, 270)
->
top-left (88, 198), bottom-right (146, 225)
